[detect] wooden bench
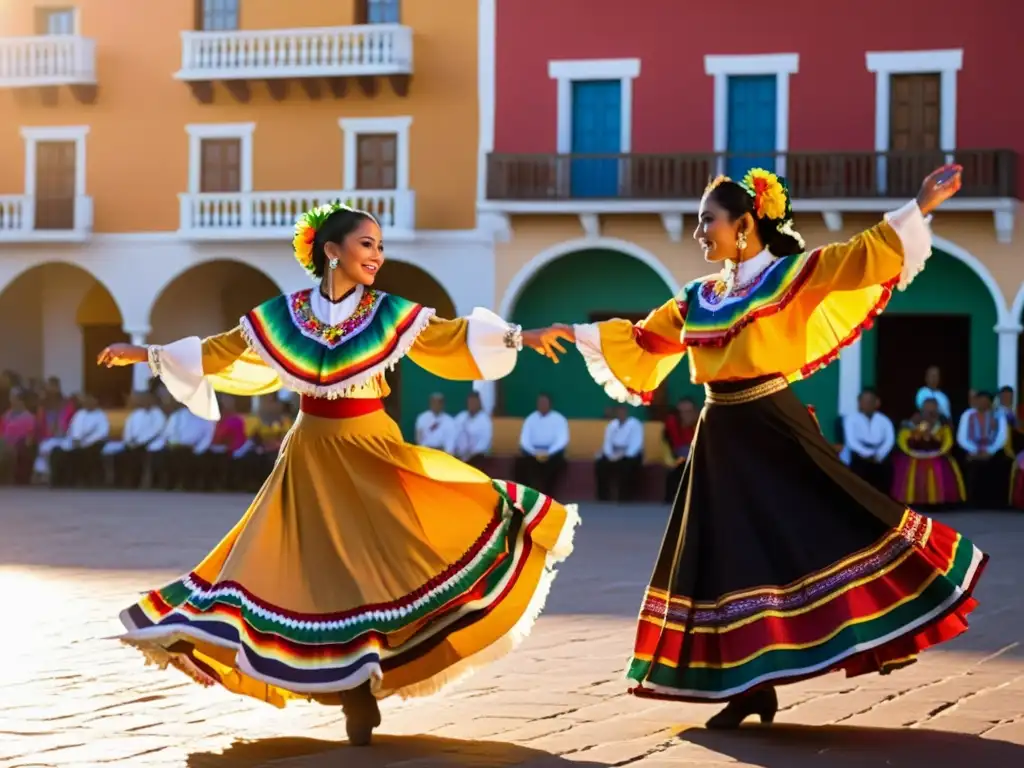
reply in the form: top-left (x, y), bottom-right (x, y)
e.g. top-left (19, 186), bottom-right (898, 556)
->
top-left (484, 417), bottom-right (669, 502)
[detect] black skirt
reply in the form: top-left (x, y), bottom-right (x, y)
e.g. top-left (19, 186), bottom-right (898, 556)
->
top-left (628, 375), bottom-right (987, 702)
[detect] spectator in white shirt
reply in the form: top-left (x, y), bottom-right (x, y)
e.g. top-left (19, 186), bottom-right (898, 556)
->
top-left (915, 365), bottom-right (951, 421)
top-left (956, 390), bottom-right (1010, 509)
top-left (102, 391), bottom-right (167, 488)
top-left (414, 393), bottom-right (456, 454)
top-left (843, 389), bottom-right (896, 494)
top-left (49, 393), bottom-right (110, 487)
top-left (453, 392), bottom-right (492, 468)
top-left (152, 405), bottom-right (216, 491)
top-left (596, 404), bottom-right (645, 502)
top-left (515, 393), bottom-right (570, 496)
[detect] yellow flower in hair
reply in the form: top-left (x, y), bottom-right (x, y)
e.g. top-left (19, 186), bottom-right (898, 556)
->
top-left (292, 201), bottom-right (354, 280)
top-left (741, 168), bottom-right (787, 221)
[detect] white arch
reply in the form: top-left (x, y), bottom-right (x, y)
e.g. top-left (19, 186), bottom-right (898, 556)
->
top-left (145, 257), bottom-right (290, 326)
top-left (931, 235), bottom-right (1012, 326)
top-left (497, 236), bottom-right (680, 319)
top-left (838, 234), bottom-right (1014, 416)
top-left (0, 258), bottom-right (127, 321)
top-left (1007, 280), bottom-right (1024, 327)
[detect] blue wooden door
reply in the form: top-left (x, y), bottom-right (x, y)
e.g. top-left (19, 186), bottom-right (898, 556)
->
top-left (570, 80), bottom-right (621, 198)
top-left (726, 75), bottom-right (777, 180)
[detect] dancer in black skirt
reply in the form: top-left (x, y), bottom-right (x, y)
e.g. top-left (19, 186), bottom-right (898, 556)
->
top-left (526, 164), bottom-right (987, 729)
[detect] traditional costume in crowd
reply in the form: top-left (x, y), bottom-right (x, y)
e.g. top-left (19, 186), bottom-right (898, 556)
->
top-left (571, 169), bottom-right (986, 723)
top-left (115, 203), bottom-right (578, 743)
top-left (956, 404), bottom-right (1009, 509)
top-left (891, 417), bottom-right (965, 508)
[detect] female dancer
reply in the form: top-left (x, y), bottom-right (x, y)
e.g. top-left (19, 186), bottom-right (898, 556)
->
top-left (527, 164), bottom-right (986, 728)
top-left (891, 399), bottom-right (966, 509)
top-left (97, 203), bottom-right (579, 746)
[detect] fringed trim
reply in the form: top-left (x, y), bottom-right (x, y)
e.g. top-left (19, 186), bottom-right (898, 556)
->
top-left (238, 306), bottom-right (435, 399)
top-left (383, 502), bottom-right (581, 701)
top-left (574, 324), bottom-right (647, 407)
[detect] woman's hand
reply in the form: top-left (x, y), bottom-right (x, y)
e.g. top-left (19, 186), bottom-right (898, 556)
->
top-left (96, 343), bottom-right (149, 368)
top-left (916, 164), bottom-right (963, 216)
top-left (522, 324), bottom-right (576, 363)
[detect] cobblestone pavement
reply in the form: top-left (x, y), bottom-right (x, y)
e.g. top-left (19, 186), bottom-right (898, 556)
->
top-left (1, 489), bottom-right (1023, 767)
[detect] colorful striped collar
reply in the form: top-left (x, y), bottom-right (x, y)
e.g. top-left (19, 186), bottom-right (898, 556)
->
top-left (240, 289), bottom-right (433, 398)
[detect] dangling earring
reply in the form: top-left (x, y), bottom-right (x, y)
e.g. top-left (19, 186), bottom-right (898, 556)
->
top-left (737, 232), bottom-right (748, 254)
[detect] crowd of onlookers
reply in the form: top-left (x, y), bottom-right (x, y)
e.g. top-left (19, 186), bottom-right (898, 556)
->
top-left (3, 364), bottom-right (1023, 510)
top-left (0, 371), bottom-right (294, 491)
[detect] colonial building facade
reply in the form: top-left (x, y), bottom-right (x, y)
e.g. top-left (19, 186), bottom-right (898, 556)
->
top-left (0, 0), bottom-right (490, 435)
top-left (476, 0), bottom-right (1022, 435)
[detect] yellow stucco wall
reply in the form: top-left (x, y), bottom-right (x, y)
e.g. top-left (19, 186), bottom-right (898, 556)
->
top-left (494, 211), bottom-right (1024, 319)
top-left (0, 0), bottom-right (479, 232)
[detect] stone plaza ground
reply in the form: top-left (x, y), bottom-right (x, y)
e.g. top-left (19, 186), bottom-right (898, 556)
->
top-left (1, 489), bottom-right (1023, 767)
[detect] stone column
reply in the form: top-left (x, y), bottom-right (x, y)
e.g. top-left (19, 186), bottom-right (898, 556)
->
top-left (473, 380), bottom-right (497, 414)
top-left (836, 338), bottom-right (863, 419)
top-left (996, 323), bottom-right (1022, 392)
top-left (127, 329), bottom-right (152, 392)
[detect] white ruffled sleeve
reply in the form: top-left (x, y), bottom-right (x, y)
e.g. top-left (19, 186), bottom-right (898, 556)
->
top-left (147, 337), bottom-right (220, 421)
top-left (465, 307), bottom-right (519, 380)
top-left (885, 200), bottom-right (933, 291)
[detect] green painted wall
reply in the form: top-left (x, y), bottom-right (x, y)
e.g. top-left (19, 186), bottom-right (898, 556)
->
top-left (860, 250), bottom-right (998, 392)
top-left (791, 362), bottom-right (841, 442)
top-left (504, 250), bottom-right (703, 419)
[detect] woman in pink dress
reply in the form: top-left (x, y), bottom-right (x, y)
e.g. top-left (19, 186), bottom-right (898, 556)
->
top-left (1, 391), bottom-right (39, 485)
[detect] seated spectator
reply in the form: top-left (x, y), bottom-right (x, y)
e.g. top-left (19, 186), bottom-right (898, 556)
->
top-left (414, 393), bottom-right (456, 454)
top-left (915, 365), bottom-right (951, 421)
top-left (956, 390), bottom-right (1010, 509)
top-left (662, 397), bottom-right (698, 503)
top-left (595, 404), bottom-right (644, 502)
top-left (515, 393), bottom-right (569, 496)
top-left (151, 405), bottom-right (216, 491)
top-left (452, 392), bottom-right (492, 468)
top-left (207, 395), bottom-right (248, 490)
top-left (50, 393), bottom-right (110, 488)
top-left (235, 398), bottom-right (292, 491)
top-left (103, 392), bottom-right (167, 488)
top-left (32, 389), bottom-right (78, 483)
top-left (843, 389), bottom-right (896, 494)
top-left (891, 399), bottom-right (965, 509)
top-left (0, 390), bottom-right (38, 485)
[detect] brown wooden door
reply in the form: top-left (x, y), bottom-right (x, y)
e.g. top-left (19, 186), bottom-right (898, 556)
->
top-left (200, 138), bottom-right (241, 193)
top-left (888, 73), bottom-right (943, 196)
top-left (874, 314), bottom-right (970, 425)
top-left (81, 325), bottom-right (131, 408)
top-left (34, 141), bottom-right (76, 230)
top-left (356, 134), bottom-right (398, 189)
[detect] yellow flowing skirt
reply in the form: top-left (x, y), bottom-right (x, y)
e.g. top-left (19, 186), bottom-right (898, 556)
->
top-left (119, 408), bottom-right (580, 707)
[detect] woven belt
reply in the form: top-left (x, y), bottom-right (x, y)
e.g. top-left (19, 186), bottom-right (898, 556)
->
top-left (704, 376), bottom-right (788, 405)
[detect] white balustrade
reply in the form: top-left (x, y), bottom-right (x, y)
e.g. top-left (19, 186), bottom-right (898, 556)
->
top-left (177, 25), bottom-right (413, 80)
top-left (0, 195), bottom-right (93, 241)
top-left (178, 190), bottom-right (415, 239)
top-left (0, 36), bottom-right (96, 87)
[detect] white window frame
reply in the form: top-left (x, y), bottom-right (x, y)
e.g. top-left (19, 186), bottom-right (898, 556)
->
top-left (184, 122), bottom-right (255, 194)
top-left (704, 53), bottom-right (799, 176)
top-left (41, 7), bottom-right (78, 35)
top-left (338, 116), bottom-right (413, 190)
top-left (20, 125), bottom-right (89, 198)
top-left (548, 58), bottom-right (641, 155)
top-left (866, 49), bottom-right (962, 154)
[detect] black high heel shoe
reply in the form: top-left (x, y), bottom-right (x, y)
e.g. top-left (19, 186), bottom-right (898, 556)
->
top-left (340, 682), bottom-right (382, 746)
top-left (705, 687), bottom-right (778, 729)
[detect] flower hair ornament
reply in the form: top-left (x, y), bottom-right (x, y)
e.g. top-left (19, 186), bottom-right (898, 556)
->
top-left (705, 169), bottom-right (805, 249)
top-left (292, 201), bottom-right (356, 281)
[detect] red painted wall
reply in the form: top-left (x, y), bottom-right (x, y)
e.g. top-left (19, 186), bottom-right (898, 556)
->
top-left (494, 0), bottom-right (1023, 162)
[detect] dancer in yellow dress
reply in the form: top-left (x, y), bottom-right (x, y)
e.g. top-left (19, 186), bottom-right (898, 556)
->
top-left (98, 203), bottom-right (578, 746)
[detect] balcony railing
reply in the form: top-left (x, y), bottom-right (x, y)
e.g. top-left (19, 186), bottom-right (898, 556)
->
top-left (178, 190), bottom-right (415, 239)
top-left (0, 195), bottom-right (93, 241)
top-left (486, 150), bottom-right (1018, 203)
top-left (0, 35), bottom-right (96, 87)
top-left (176, 25), bottom-right (413, 81)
